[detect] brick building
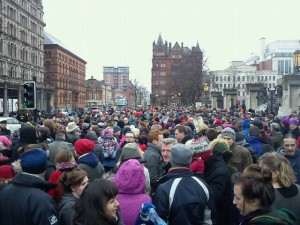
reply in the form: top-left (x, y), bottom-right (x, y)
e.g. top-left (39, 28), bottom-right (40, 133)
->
top-left (44, 32), bottom-right (87, 111)
top-left (151, 34), bottom-right (202, 106)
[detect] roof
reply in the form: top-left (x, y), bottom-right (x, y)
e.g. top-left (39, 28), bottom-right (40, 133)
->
top-left (43, 31), bottom-right (68, 49)
top-left (156, 33), bottom-right (164, 47)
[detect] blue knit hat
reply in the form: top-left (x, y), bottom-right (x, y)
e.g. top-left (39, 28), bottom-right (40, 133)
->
top-left (20, 148), bottom-right (48, 174)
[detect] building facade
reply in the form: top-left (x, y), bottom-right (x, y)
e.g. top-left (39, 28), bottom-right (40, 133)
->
top-left (0, 0), bottom-right (47, 115)
top-left (44, 32), bottom-right (87, 111)
top-left (151, 34), bottom-right (203, 106)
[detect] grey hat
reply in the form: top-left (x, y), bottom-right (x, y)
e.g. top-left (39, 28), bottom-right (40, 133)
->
top-left (120, 146), bottom-right (146, 164)
top-left (170, 143), bottom-right (192, 168)
top-left (220, 128), bottom-right (236, 141)
top-left (185, 137), bottom-right (210, 155)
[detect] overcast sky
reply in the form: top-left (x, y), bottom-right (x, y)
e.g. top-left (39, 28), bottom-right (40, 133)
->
top-left (43, 0), bottom-right (299, 91)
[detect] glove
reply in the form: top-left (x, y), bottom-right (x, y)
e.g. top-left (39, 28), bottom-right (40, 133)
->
top-left (141, 202), bottom-right (156, 216)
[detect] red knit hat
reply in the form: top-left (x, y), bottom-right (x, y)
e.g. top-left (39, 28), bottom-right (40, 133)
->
top-left (214, 119), bottom-right (223, 125)
top-left (74, 139), bottom-right (96, 156)
top-left (0, 165), bottom-right (15, 179)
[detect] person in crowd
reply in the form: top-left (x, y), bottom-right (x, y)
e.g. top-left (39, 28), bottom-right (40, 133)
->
top-left (65, 122), bottom-right (80, 145)
top-left (0, 120), bottom-right (11, 137)
top-left (234, 164), bottom-right (298, 225)
top-left (73, 179), bottom-right (123, 225)
top-left (74, 138), bottom-right (105, 181)
top-left (48, 129), bottom-right (75, 165)
top-left (85, 131), bottom-right (104, 163)
top-left (153, 143), bottom-right (215, 225)
top-left (80, 122), bottom-right (91, 139)
top-left (43, 119), bottom-right (57, 140)
top-left (160, 138), bottom-right (177, 175)
top-left (241, 118), bottom-right (251, 140)
top-left (259, 152), bottom-right (300, 221)
top-left (48, 147), bottom-right (77, 204)
top-left (0, 148), bottom-right (58, 225)
top-left (0, 135), bottom-right (12, 158)
top-left (113, 125), bottom-right (122, 142)
top-left (281, 117), bottom-right (290, 135)
top-left (0, 164), bottom-right (15, 183)
top-left (143, 130), bottom-right (164, 195)
top-left (174, 125), bottom-right (190, 144)
top-left (247, 126), bottom-right (274, 156)
top-left (113, 159), bottom-right (151, 225)
top-left (205, 128), bottom-right (219, 141)
top-left (11, 130), bottom-right (20, 146)
top-left (289, 118), bottom-right (300, 140)
top-left (11, 126), bottom-right (38, 161)
top-left (220, 128), bottom-right (253, 172)
top-left (38, 126), bottom-right (54, 144)
top-left (269, 122), bottom-right (284, 151)
top-left (98, 127), bottom-right (118, 172)
top-left (278, 134), bottom-right (300, 184)
top-left (59, 168), bottom-right (89, 225)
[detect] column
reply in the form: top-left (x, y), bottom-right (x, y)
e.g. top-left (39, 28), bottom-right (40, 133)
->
top-left (3, 83), bottom-right (8, 117)
top-left (40, 88), bottom-right (44, 110)
top-left (18, 85), bottom-right (22, 110)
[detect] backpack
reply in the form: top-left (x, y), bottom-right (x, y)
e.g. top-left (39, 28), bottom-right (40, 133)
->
top-left (250, 209), bottom-right (299, 225)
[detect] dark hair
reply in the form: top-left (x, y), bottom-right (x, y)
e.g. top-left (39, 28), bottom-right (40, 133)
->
top-left (174, 125), bottom-right (187, 135)
top-left (59, 168), bottom-right (87, 193)
top-left (205, 128), bottom-right (218, 141)
top-left (73, 179), bottom-right (119, 225)
top-left (232, 164), bottom-right (275, 214)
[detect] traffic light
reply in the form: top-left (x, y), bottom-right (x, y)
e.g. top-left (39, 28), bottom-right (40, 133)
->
top-left (23, 81), bottom-right (36, 109)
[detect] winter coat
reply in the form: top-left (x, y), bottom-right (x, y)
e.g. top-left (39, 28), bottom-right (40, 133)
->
top-left (247, 136), bottom-right (274, 156)
top-left (98, 136), bottom-right (118, 168)
top-left (291, 127), bottom-right (300, 140)
top-left (204, 152), bottom-right (232, 225)
top-left (143, 143), bottom-right (164, 195)
top-left (77, 152), bottom-right (105, 181)
top-left (279, 149), bottom-right (300, 185)
top-left (153, 168), bottom-right (215, 225)
top-left (85, 131), bottom-right (104, 163)
top-left (47, 170), bottom-right (63, 204)
top-left (113, 159), bottom-right (151, 225)
top-left (270, 132), bottom-right (284, 151)
top-left (0, 173), bottom-right (58, 225)
top-left (59, 193), bottom-right (77, 225)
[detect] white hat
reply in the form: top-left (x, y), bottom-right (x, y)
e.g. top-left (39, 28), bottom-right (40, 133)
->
top-left (66, 122), bottom-right (79, 132)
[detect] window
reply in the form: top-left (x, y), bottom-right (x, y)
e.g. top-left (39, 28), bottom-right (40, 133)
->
top-left (160, 71), bottom-right (166, 76)
top-left (216, 76), bottom-right (218, 81)
top-left (160, 64), bottom-right (165, 67)
top-left (278, 60), bottom-right (291, 75)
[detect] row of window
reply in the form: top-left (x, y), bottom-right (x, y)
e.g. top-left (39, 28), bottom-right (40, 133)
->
top-left (153, 71), bottom-right (166, 76)
top-left (0, 62), bottom-right (38, 81)
top-left (213, 75), bottom-right (276, 82)
top-left (153, 63), bottom-right (166, 67)
top-left (213, 83), bottom-right (276, 90)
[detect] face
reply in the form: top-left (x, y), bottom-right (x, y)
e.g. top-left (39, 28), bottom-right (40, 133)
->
top-left (233, 184), bottom-right (250, 215)
top-left (105, 197), bottom-right (120, 218)
top-left (155, 134), bottom-right (164, 148)
top-left (223, 136), bottom-right (234, 146)
top-left (175, 130), bottom-right (185, 142)
top-left (72, 176), bottom-right (89, 198)
top-left (161, 143), bottom-right (173, 162)
top-left (283, 138), bottom-right (297, 156)
top-left (125, 133), bottom-right (135, 143)
top-left (123, 118), bottom-right (129, 124)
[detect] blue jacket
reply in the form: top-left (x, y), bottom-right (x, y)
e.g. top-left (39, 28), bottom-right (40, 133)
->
top-left (247, 136), bottom-right (274, 156)
top-left (0, 173), bottom-right (58, 225)
top-left (153, 168), bottom-right (215, 225)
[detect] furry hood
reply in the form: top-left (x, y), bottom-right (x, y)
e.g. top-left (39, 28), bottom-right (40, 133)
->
top-left (209, 138), bottom-right (230, 150)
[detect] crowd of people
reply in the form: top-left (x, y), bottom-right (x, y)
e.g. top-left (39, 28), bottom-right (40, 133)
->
top-left (0, 106), bottom-right (299, 225)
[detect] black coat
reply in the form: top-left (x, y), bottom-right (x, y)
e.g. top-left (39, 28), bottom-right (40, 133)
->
top-left (204, 152), bottom-right (232, 225)
top-left (0, 173), bottom-right (58, 225)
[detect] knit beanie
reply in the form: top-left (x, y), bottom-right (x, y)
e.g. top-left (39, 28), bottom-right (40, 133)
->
top-left (74, 139), bottom-right (96, 156)
top-left (185, 137), bottom-right (211, 155)
top-left (170, 144), bottom-right (192, 168)
top-left (290, 118), bottom-right (299, 126)
top-left (220, 128), bottom-right (236, 141)
top-left (113, 125), bottom-right (121, 133)
top-left (102, 127), bottom-right (113, 137)
top-left (251, 119), bottom-right (264, 130)
top-left (0, 165), bottom-right (15, 179)
top-left (20, 148), bottom-right (48, 174)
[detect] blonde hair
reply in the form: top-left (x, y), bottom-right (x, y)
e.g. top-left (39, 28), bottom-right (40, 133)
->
top-left (259, 152), bottom-right (296, 187)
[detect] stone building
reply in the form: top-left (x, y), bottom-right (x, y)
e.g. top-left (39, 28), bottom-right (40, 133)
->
top-left (0, 0), bottom-right (47, 115)
top-left (44, 32), bottom-right (87, 111)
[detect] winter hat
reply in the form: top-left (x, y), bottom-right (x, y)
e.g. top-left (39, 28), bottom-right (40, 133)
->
top-left (85, 131), bottom-right (98, 142)
top-left (66, 122), bottom-right (79, 132)
top-left (12, 130), bottom-right (20, 138)
top-left (220, 128), bottom-right (236, 141)
top-left (120, 146), bottom-right (145, 164)
top-left (235, 132), bottom-right (246, 145)
top-left (131, 128), bottom-right (140, 138)
top-left (20, 148), bottom-right (48, 174)
top-left (185, 137), bottom-right (211, 155)
top-left (214, 119), bottom-right (223, 125)
top-left (210, 138), bottom-right (233, 162)
top-left (0, 165), bottom-right (15, 179)
top-left (74, 139), bottom-right (96, 156)
top-left (82, 123), bottom-right (91, 130)
top-left (170, 143), bottom-right (193, 168)
top-left (251, 119), bottom-right (264, 130)
top-left (0, 136), bottom-right (12, 147)
top-left (0, 156), bottom-right (10, 166)
top-left (102, 127), bottom-right (113, 137)
top-left (290, 118), bottom-right (299, 127)
top-left (122, 127), bottom-right (131, 136)
top-left (113, 125), bottom-right (121, 133)
top-left (282, 117), bottom-right (290, 126)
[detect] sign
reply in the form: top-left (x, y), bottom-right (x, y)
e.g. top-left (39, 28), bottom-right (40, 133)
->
top-left (256, 103), bottom-right (267, 112)
top-left (195, 102), bottom-right (202, 108)
top-left (277, 107), bottom-right (291, 117)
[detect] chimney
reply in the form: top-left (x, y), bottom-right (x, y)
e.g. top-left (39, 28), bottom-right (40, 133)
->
top-left (259, 37), bottom-right (266, 63)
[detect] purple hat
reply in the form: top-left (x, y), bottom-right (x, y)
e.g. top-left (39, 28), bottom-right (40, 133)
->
top-left (282, 117), bottom-right (290, 125)
top-left (290, 118), bottom-right (299, 126)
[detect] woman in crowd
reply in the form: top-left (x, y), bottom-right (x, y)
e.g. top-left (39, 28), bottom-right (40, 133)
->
top-left (59, 168), bottom-right (88, 225)
top-left (73, 179), bottom-right (123, 225)
top-left (259, 152), bottom-right (300, 220)
top-left (232, 164), bottom-right (274, 224)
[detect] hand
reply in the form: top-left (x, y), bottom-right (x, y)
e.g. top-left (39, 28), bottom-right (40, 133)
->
top-left (141, 202), bottom-right (156, 216)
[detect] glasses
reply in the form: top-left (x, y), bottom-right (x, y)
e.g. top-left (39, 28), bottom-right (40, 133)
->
top-left (126, 136), bottom-right (135, 138)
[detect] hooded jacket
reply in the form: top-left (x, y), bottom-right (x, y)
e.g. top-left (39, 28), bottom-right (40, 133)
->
top-left (113, 159), bottom-right (151, 225)
top-left (0, 173), bottom-right (58, 225)
top-left (247, 136), bottom-right (274, 156)
top-left (59, 193), bottom-right (78, 225)
top-left (77, 152), bottom-right (104, 181)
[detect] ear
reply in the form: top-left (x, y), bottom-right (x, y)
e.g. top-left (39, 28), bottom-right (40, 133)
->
top-left (71, 185), bottom-right (76, 192)
top-left (272, 170), bottom-right (279, 181)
